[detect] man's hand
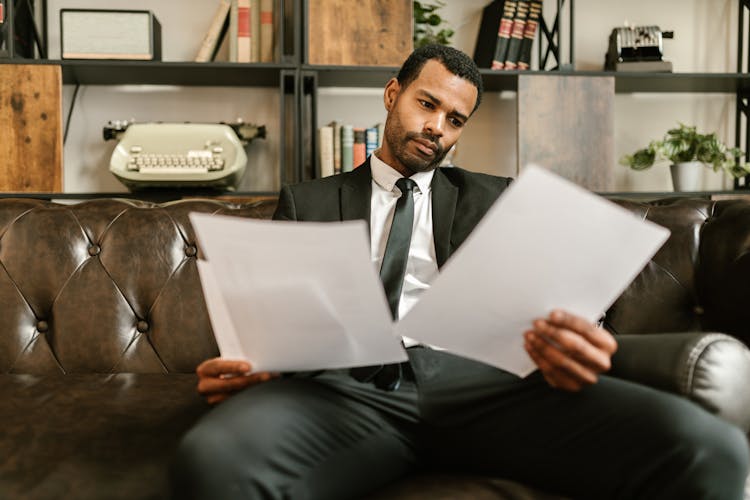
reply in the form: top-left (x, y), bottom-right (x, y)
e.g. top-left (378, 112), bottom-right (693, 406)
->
top-left (524, 309), bottom-right (617, 392)
top-left (196, 358), bottom-right (279, 405)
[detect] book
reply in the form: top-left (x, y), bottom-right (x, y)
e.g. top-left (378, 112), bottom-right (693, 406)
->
top-left (517, 0), bottom-right (542, 70)
top-left (376, 122), bottom-right (384, 148)
top-left (341, 125), bottom-right (354, 172)
top-left (259, 0), bottom-right (274, 62)
top-left (229, 0), bottom-right (238, 62)
top-left (491, 0), bottom-right (517, 69)
top-left (472, 0), bottom-right (505, 68)
top-left (328, 120), bottom-right (342, 174)
top-left (504, 0), bottom-right (529, 70)
top-left (352, 128), bottom-right (366, 168)
top-left (195, 0), bottom-right (231, 62)
top-left (318, 126), bottom-right (334, 177)
top-left (365, 127), bottom-right (378, 158)
top-left (237, 0), bottom-right (251, 62)
top-left (250, 0), bottom-right (261, 62)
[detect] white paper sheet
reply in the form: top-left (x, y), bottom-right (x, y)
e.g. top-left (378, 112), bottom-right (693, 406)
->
top-left (190, 213), bottom-right (407, 372)
top-left (396, 165), bottom-right (671, 377)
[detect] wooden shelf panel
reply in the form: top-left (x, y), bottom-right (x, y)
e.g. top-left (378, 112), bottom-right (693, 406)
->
top-left (61, 61), bottom-right (295, 86)
top-left (304, 65), bottom-right (399, 87)
top-left (480, 70), bottom-right (750, 94)
top-left (612, 72), bottom-right (750, 93)
top-left (5, 60), bottom-right (750, 93)
top-left (0, 60), bottom-right (295, 86)
top-left (304, 65), bottom-right (750, 94)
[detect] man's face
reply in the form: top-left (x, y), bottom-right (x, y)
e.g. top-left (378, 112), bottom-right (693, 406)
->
top-left (379, 59), bottom-right (478, 177)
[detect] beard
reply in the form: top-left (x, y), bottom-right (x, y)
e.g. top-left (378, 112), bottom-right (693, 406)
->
top-left (383, 112), bottom-right (449, 174)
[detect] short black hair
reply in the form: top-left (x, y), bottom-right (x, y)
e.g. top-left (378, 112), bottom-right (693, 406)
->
top-left (396, 44), bottom-right (483, 114)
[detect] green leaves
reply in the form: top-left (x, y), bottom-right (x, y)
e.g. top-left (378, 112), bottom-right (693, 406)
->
top-left (620, 148), bottom-right (656, 171)
top-left (620, 123), bottom-right (750, 178)
top-left (414, 1), bottom-right (453, 47)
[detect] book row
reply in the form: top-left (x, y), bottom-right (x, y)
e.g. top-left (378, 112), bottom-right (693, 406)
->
top-left (194, 0), bottom-right (276, 63)
top-left (474, 0), bottom-right (543, 71)
top-left (318, 122), bottom-right (384, 177)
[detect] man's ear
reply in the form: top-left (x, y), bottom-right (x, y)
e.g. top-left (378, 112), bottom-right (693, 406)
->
top-left (384, 78), bottom-right (400, 112)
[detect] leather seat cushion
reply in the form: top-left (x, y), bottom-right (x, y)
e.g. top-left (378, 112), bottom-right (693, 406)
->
top-left (0, 374), bottom-right (207, 499)
top-left (0, 373), bottom-right (568, 500)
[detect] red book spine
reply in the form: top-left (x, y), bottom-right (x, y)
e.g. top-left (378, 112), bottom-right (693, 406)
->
top-left (491, 1), bottom-right (517, 70)
top-left (517, 0), bottom-right (542, 70)
top-left (504, 0), bottom-right (529, 70)
top-left (237, 0), bottom-right (251, 62)
top-left (259, 0), bottom-right (274, 62)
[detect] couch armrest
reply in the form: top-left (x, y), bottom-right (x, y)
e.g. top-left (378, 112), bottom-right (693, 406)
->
top-left (610, 333), bottom-right (750, 432)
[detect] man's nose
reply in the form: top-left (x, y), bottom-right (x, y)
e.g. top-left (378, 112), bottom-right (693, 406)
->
top-left (423, 114), bottom-right (445, 137)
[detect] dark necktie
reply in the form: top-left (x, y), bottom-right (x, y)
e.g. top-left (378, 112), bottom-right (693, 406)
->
top-left (380, 177), bottom-right (417, 319)
top-left (351, 177), bottom-right (417, 390)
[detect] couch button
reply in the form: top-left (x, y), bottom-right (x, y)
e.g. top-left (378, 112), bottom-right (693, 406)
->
top-left (694, 305), bottom-right (705, 315)
top-left (37, 320), bottom-right (49, 332)
top-left (88, 245), bottom-right (101, 256)
top-left (136, 320), bottom-right (149, 333)
top-left (185, 245), bottom-right (197, 257)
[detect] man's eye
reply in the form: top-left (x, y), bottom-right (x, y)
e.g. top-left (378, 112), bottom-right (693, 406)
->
top-left (450, 118), bottom-right (464, 128)
top-left (419, 100), bottom-right (434, 109)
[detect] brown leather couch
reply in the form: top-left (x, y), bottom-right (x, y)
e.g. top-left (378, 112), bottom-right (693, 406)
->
top-left (1, 196), bottom-right (750, 500)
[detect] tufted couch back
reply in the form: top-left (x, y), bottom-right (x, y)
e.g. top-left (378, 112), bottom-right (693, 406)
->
top-left (0, 198), bottom-right (276, 375)
top-left (1, 196), bottom-right (749, 375)
top-left (605, 197), bottom-right (750, 344)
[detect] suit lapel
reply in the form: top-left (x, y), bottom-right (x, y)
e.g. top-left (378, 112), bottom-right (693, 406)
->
top-left (339, 162), bottom-right (458, 266)
top-left (431, 168), bottom-right (458, 269)
top-left (340, 161), bottom-right (372, 230)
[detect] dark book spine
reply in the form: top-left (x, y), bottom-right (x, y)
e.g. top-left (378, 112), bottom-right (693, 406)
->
top-left (491, 1), bottom-right (516, 70)
top-left (517, 0), bottom-right (542, 70)
top-left (504, 0), bottom-right (529, 70)
top-left (472, 0), bottom-right (505, 68)
top-left (352, 128), bottom-right (366, 168)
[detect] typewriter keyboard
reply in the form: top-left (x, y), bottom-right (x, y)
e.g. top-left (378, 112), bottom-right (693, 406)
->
top-left (126, 147), bottom-right (225, 174)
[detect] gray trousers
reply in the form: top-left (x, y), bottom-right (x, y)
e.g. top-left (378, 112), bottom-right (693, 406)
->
top-left (170, 349), bottom-right (749, 499)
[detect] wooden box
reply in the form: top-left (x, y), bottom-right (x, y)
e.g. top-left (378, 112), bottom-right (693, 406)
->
top-left (307, 0), bottom-right (412, 66)
top-left (0, 64), bottom-right (63, 192)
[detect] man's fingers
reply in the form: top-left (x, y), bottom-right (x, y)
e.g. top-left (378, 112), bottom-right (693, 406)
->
top-left (197, 371), bottom-right (279, 397)
top-left (196, 357), bottom-right (252, 378)
top-left (525, 337), bottom-right (587, 391)
top-left (197, 374), bottom-right (254, 396)
top-left (546, 310), bottom-right (618, 354)
top-left (532, 319), bottom-right (613, 373)
top-left (525, 331), bottom-right (599, 385)
top-left (197, 371), bottom-right (273, 395)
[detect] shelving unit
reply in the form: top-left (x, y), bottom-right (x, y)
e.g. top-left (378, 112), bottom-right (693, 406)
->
top-left (1, 0), bottom-right (749, 194)
top-left (736, 0), bottom-right (750, 188)
top-left (303, 65), bottom-right (750, 94)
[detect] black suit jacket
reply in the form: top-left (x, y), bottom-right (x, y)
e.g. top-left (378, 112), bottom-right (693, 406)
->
top-left (273, 160), bottom-right (513, 268)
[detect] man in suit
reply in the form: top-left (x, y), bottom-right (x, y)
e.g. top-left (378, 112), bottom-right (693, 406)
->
top-left (171, 45), bottom-right (749, 499)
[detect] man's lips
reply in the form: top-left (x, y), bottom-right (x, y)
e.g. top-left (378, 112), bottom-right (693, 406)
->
top-left (412, 137), bottom-right (438, 156)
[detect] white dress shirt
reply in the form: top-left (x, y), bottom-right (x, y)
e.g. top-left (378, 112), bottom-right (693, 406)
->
top-left (369, 153), bottom-right (439, 344)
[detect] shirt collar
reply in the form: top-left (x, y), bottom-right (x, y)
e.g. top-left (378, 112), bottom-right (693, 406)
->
top-left (370, 150), bottom-right (435, 194)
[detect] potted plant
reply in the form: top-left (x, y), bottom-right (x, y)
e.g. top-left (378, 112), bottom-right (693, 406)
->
top-left (620, 123), bottom-right (749, 191)
top-left (413, 1), bottom-right (454, 48)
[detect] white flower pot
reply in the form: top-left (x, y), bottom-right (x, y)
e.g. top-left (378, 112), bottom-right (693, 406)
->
top-left (670, 161), bottom-right (703, 191)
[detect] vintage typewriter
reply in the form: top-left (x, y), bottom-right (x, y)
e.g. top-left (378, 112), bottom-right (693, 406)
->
top-left (104, 120), bottom-right (265, 191)
top-left (605, 25), bottom-right (674, 72)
